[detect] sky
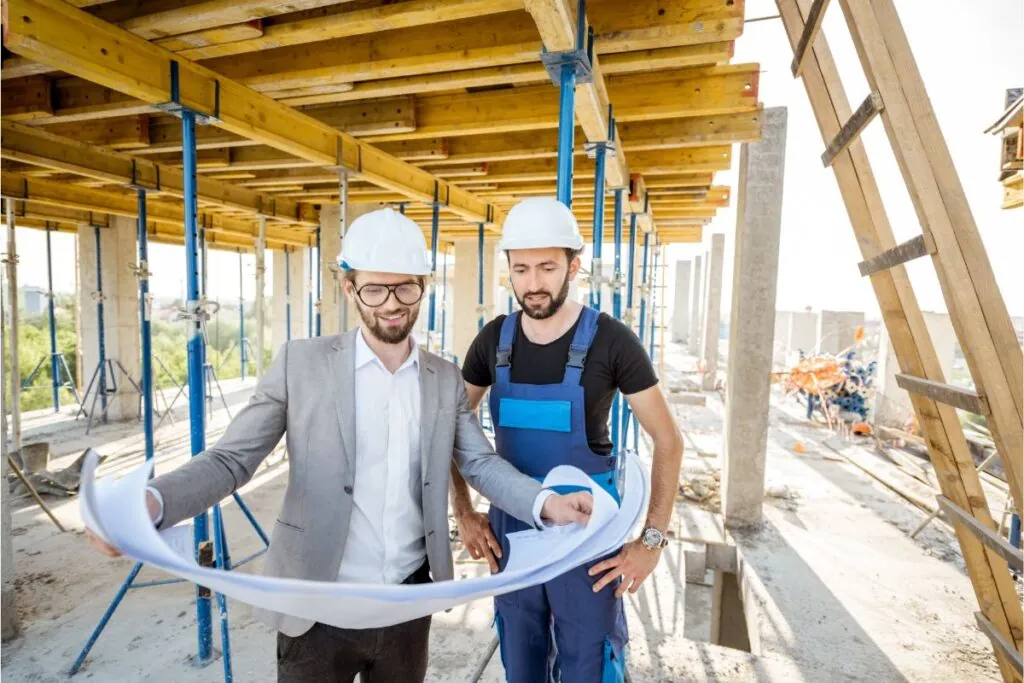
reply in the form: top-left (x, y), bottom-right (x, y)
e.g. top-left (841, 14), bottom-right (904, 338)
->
top-left (4, 0), bottom-right (1023, 320)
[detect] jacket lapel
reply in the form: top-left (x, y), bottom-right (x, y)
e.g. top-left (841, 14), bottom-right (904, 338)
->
top-left (419, 353), bottom-right (439, 484)
top-left (329, 329), bottom-right (359, 475)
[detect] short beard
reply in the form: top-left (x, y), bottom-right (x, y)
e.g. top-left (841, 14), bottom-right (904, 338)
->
top-left (517, 275), bottom-right (570, 320)
top-left (357, 303), bottom-right (420, 344)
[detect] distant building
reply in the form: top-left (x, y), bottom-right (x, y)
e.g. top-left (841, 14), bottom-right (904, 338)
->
top-left (18, 286), bottom-right (46, 316)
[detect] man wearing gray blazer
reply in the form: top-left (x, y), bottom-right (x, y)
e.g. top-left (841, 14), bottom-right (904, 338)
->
top-left (87, 208), bottom-right (592, 683)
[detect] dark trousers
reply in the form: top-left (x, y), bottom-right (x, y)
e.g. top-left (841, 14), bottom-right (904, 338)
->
top-left (277, 563), bottom-right (432, 683)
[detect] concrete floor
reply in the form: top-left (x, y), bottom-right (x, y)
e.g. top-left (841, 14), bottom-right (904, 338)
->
top-left (0, 345), bottom-right (1008, 682)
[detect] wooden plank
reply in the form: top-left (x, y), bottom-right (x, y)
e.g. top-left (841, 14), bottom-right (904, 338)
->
top-left (821, 91), bottom-right (883, 167)
top-left (0, 75), bottom-right (54, 121)
top-left (857, 233), bottom-right (935, 276)
top-left (21, 79), bottom-right (151, 126)
top-left (588, 0), bottom-right (744, 52)
top-left (895, 374), bottom-right (989, 416)
top-left (841, 0), bottom-right (1023, 519)
top-left (45, 115), bottom-right (150, 150)
top-left (153, 20), bottom-right (264, 52)
top-left (976, 612), bottom-right (1024, 678)
top-left (777, 2), bottom-right (1023, 678)
top-left (937, 496), bottom-right (1023, 573)
top-left (790, 0), bottom-right (831, 77)
top-left (176, 0), bottom-right (521, 60)
top-left (3, 0), bottom-right (502, 226)
top-left (620, 112), bottom-right (764, 151)
top-left (0, 120), bottom-right (317, 226)
top-left (304, 97), bottom-right (417, 137)
top-left (1002, 172), bottom-right (1023, 210)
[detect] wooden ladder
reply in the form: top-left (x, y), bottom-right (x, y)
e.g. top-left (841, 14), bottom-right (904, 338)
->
top-left (776, 1), bottom-right (1023, 680)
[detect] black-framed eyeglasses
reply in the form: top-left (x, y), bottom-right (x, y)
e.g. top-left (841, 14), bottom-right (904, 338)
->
top-left (355, 282), bottom-right (424, 307)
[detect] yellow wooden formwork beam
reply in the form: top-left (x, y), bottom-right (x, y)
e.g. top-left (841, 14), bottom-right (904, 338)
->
top-left (2, 0), bottom-right (502, 226)
top-left (0, 173), bottom-right (313, 247)
top-left (1, 121), bottom-right (318, 226)
top-left (44, 114), bottom-right (150, 150)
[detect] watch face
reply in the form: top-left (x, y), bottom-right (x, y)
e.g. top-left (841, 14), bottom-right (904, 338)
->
top-left (643, 527), bottom-right (663, 547)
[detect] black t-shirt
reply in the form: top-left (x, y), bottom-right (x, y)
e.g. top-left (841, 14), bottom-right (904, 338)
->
top-left (462, 310), bottom-right (659, 455)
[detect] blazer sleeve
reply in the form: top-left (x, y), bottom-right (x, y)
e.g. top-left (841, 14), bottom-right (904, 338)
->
top-left (450, 374), bottom-right (543, 525)
top-left (149, 342), bottom-right (289, 530)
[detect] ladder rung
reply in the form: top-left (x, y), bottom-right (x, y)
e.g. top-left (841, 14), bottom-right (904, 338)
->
top-left (895, 374), bottom-right (990, 415)
top-left (791, 0), bottom-right (832, 77)
top-left (974, 611), bottom-right (1024, 677)
top-left (936, 496), bottom-right (1023, 572)
top-left (857, 233), bottom-right (936, 276)
top-left (822, 91), bottom-right (884, 167)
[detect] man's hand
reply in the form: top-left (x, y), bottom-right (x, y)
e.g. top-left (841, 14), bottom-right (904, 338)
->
top-left (540, 491), bottom-right (593, 526)
top-left (454, 509), bottom-right (502, 573)
top-left (86, 489), bottom-right (162, 558)
top-left (588, 539), bottom-right (662, 598)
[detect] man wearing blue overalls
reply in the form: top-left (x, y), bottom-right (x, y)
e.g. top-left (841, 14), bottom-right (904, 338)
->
top-left (452, 197), bottom-right (685, 682)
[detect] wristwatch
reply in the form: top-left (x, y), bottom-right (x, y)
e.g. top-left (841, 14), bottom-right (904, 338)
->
top-left (640, 526), bottom-right (668, 550)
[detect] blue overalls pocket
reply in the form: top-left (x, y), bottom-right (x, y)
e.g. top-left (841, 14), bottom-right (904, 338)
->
top-left (498, 398), bottom-right (572, 432)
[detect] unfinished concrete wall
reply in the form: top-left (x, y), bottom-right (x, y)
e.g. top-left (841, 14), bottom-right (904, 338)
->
top-left (452, 237), bottom-right (497, 365)
top-left (701, 235), bottom-right (725, 390)
top-left (787, 311), bottom-right (818, 360)
top-left (774, 311), bottom-right (793, 366)
top-left (318, 205), bottom-right (342, 337)
top-left (874, 312), bottom-right (957, 426)
top-left (722, 106), bottom-right (787, 528)
top-left (818, 310), bottom-right (865, 355)
top-left (688, 254), bottom-right (703, 355)
top-left (673, 260), bottom-right (692, 342)
top-left (77, 219), bottom-right (140, 421)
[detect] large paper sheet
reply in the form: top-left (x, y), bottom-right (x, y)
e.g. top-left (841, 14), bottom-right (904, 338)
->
top-left (80, 451), bottom-right (648, 629)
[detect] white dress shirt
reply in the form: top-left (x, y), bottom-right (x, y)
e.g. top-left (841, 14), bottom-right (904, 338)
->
top-left (336, 330), bottom-right (426, 584)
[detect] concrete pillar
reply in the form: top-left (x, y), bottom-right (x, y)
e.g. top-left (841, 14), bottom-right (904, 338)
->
top-left (672, 260), bottom-right (692, 343)
top-left (271, 249), bottom-right (305, 353)
top-left (701, 235), bottom-right (725, 390)
top-left (77, 219), bottom-right (140, 421)
top-left (773, 311), bottom-right (793, 366)
top-left (787, 310), bottom-right (818, 361)
top-left (254, 218), bottom-right (266, 376)
top-left (1, 218), bottom-right (19, 640)
top-left (318, 205), bottom-right (342, 337)
top-left (817, 310), bottom-right (865, 355)
top-left (874, 311), bottom-right (956, 426)
top-left (688, 254), bottom-right (703, 355)
top-left (452, 237), bottom-right (497, 365)
top-left (722, 106), bottom-right (787, 528)
top-left (699, 249), bottom-right (712, 358)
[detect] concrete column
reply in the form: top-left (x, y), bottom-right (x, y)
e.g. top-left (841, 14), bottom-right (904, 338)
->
top-left (699, 249), bottom-right (712, 358)
top-left (722, 106), bottom-right (787, 528)
top-left (874, 311), bottom-right (956, 426)
top-left (701, 235), bottom-right (725, 390)
top-left (77, 219), bottom-right (140, 421)
top-left (787, 310), bottom-right (818, 361)
top-left (254, 218), bottom-right (266, 376)
top-left (1, 217), bottom-right (18, 640)
top-left (452, 237), bottom-right (497, 365)
top-left (688, 254), bottom-right (703, 355)
top-left (271, 249), bottom-right (304, 353)
top-left (672, 260), bottom-right (692, 342)
top-left (817, 310), bottom-right (865, 355)
top-left (318, 205), bottom-right (342, 337)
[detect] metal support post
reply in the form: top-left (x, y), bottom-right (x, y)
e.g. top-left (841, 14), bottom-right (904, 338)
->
top-left (315, 227), bottom-right (322, 337)
top-left (556, 63), bottom-right (577, 206)
top-left (45, 225), bottom-right (60, 410)
top-left (338, 171), bottom-right (350, 332)
top-left (237, 251), bottom-right (246, 378)
top-left (255, 216), bottom-right (266, 377)
top-left (610, 190), bottom-right (624, 450)
top-left (307, 245), bottom-right (313, 338)
top-left (649, 244), bottom-right (658, 359)
top-left (440, 246), bottom-right (449, 356)
top-left (4, 200), bottom-right (21, 452)
top-left (285, 247), bottom-right (292, 342)
top-left (95, 225), bottom-right (109, 419)
top-left (586, 110), bottom-right (615, 310)
top-left (634, 230), bottom-right (650, 452)
top-left (138, 191), bottom-right (154, 463)
top-left (478, 223), bottom-right (486, 332)
top-left (428, 185), bottom-right (441, 353)
top-left (622, 212), bottom-right (637, 446)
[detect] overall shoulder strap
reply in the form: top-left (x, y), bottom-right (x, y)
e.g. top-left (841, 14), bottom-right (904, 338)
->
top-left (495, 312), bottom-right (519, 383)
top-left (563, 307), bottom-right (600, 385)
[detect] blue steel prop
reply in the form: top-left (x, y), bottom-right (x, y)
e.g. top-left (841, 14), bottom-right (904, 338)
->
top-left (632, 230), bottom-right (651, 452)
top-left (427, 182), bottom-right (443, 352)
top-left (587, 107), bottom-right (615, 311)
top-left (648, 245), bottom-right (658, 360)
top-left (541, 0), bottom-right (592, 206)
top-left (138, 191), bottom-right (155, 464)
top-left (620, 213), bottom-right (638, 448)
top-left (307, 245), bottom-right (313, 338)
top-left (21, 223), bottom-right (82, 412)
top-left (478, 223), bottom-right (486, 332)
top-left (610, 190), bottom-right (624, 450)
top-left (71, 68), bottom-right (266, 682)
top-left (440, 246), bottom-right (449, 355)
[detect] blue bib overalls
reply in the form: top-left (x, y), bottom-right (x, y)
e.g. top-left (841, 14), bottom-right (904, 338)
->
top-left (487, 307), bottom-right (628, 683)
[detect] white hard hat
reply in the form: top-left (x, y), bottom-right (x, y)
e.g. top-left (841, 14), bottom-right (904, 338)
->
top-left (338, 208), bottom-right (431, 275)
top-left (498, 197), bottom-right (585, 252)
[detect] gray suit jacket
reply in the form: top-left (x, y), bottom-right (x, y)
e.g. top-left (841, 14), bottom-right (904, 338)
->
top-left (149, 329), bottom-right (542, 636)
